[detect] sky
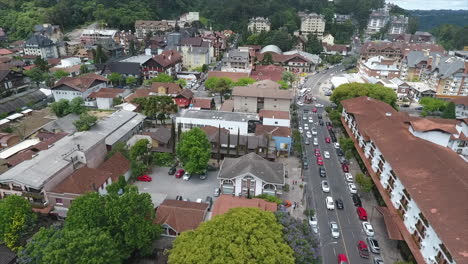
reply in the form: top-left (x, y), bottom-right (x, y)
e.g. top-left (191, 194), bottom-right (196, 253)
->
top-left (387, 0), bottom-right (468, 10)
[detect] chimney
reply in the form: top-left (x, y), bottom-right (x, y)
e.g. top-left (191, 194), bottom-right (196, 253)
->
top-left (435, 54), bottom-right (441, 68)
top-left (423, 49), bottom-right (429, 56)
top-left (464, 60), bottom-right (468, 74)
top-left (427, 56), bottom-right (433, 67)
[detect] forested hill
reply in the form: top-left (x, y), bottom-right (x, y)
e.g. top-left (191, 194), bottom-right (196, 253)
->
top-left (409, 9), bottom-right (468, 31)
top-left (0, 0), bottom-right (384, 41)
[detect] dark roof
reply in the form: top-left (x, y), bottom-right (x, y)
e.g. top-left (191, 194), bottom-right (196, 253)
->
top-left (218, 152), bottom-right (284, 184)
top-left (155, 199), bottom-right (208, 233)
top-left (105, 61), bottom-right (140, 76)
top-left (250, 65), bottom-right (284, 82)
top-left (0, 89), bottom-right (47, 114)
top-left (177, 88), bottom-right (194, 99)
top-left (24, 34), bottom-right (54, 47)
top-left (53, 73), bottom-right (109, 92)
top-left (152, 50), bottom-right (182, 68)
top-left (181, 37), bottom-right (203, 47)
top-left (142, 127), bottom-right (171, 144)
top-left (0, 245), bottom-right (16, 264)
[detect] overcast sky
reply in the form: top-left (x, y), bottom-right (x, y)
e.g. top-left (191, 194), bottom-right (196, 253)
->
top-left (387, 0), bottom-right (468, 10)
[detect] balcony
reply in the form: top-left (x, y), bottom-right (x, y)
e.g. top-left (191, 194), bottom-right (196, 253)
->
top-left (22, 191), bottom-right (44, 199)
top-left (31, 201), bottom-right (49, 209)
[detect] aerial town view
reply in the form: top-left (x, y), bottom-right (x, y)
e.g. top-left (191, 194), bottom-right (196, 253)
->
top-left (0, 0), bottom-right (467, 263)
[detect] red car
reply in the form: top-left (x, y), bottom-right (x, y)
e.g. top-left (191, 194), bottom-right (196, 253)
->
top-left (356, 207), bottom-right (368, 221)
top-left (357, 240), bottom-right (370, 258)
top-left (136, 175), bottom-right (152, 182)
top-left (317, 157), bottom-right (324, 166)
top-left (325, 137), bottom-right (331, 143)
top-left (337, 254), bottom-right (349, 264)
top-left (313, 107), bottom-right (318, 113)
top-left (342, 164), bottom-right (349, 172)
top-left (314, 148), bottom-right (321, 157)
top-left (175, 169), bottom-right (185, 178)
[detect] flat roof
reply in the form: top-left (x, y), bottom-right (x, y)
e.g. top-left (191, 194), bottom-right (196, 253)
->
top-left (105, 112), bottom-right (145, 146)
top-left (6, 113), bottom-right (24, 121)
top-left (21, 109), bottom-right (33, 114)
top-left (177, 109), bottom-right (259, 122)
top-left (0, 119), bottom-right (9, 126)
top-left (0, 139), bottom-right (40, 159)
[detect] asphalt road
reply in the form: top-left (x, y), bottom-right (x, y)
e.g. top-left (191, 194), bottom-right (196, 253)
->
top-left (299, 66), bottom-right (372, 264)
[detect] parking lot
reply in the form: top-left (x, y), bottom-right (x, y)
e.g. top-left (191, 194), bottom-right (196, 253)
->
top-left (134, 166), bottom-right (220, 204)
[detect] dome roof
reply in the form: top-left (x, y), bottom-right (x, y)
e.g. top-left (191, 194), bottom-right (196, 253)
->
top-left (260, 45), bottom-right (282, 54)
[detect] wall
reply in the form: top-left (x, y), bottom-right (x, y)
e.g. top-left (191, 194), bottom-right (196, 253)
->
top-left (233, 96), bottom-right (257, 113)
top-left (263, 117), bottom-right (290, 127)
top-left (96, 97), bottom-right (113, 110)
top-left (272, 136), bottom-right (291, 154)
top-left (264, 98), bottom-right (291, 112)
top-left (84, 140), bottom-right (107, 169)
top-left (176, 116), bottom-right (250, 135)
top-left (52, 90), bottom-right (83, 101)
top-left (409, 127), bottom-right (451, 148)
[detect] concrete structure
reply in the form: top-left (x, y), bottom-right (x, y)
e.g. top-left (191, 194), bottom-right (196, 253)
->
top-left (258, 109), bottom-right (290, 127)
top-left (359, 56), bottom-right (400, 80)
top-left (217, 152), bottom-right (285, 196)
top-left (87, 88), bottom-right (130, 110)
top-left (341, 96), bottom-right (468, 264)
top-left (248, 17), bottom-right (271, 33)
top-left (255, 47), bottom-right (320, 73)
top-left (176, 109), bottom-right (259, 135)
top-left (452, 97), bottom-right (468, 119)
top-left (360, 41), bottom-right (445, 62)
top-left (23, 35), bottom-right (58, 59)
top-left (179, 12), bottom-right (200, 24)
top-left (51, 73), bottom-right (109, 102)
top-left (255, 124), bottom-right (292, 156)
top-left (179, 45), bottom-right (210, 70)
top-left (33, 24), bottom-right (63, 42)
top-left (232, 80), bottom-right (293, 113)
top-left (80, 28), bottom-right (118, 45)
top-left (299, 12), bottom-right (326, 39)
top-left (366, 6), bottom-right (390, 35)
top-left (134, 20), bottom-right (172, 39)
top-left (334, 14), bottom-right (351, 24)
top-left (223, 49), bottom-right (250, 70)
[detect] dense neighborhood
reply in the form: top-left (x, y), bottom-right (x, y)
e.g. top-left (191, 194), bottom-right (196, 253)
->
top-left (0, 0), bottom-right (467, 264)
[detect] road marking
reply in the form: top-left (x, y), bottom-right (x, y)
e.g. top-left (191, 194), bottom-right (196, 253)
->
top-left (333, 247), bottom-right (336, 255)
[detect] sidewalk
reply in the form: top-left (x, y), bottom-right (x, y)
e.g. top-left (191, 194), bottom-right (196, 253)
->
top-left (278, 156), bottom-right (307, 221)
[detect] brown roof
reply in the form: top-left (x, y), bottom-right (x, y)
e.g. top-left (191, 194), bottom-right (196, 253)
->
top-left (342, 96), bottom-right (468, 263)
top-left (151, 82), bottom-right (182, 95)
top-left (207, 71), bottom-right (249, 82)
top-left (323, 44), bottom-right (348, 52)
top-left (0, 48), bottom-right (13, 55)
top-left (212, 195), bottom-right (277, 217)
top-left (191, 98), bottom-right (213, 109)
top-left (255, 52), bottom-right (310, 64)
top-left (99, 152), bottom-right (130, 181)
top-left (135, 20), bottom-right (169, 27)
top-left (361, 41), bottom-right (445, 57)
top-left (258, 110), bottom-right (289, 119)
top-left (155, 200), bottom-right (208, 233)
top-left (409, 118), bottom-right (459, 134)
top-left (125, 88), bottom-right (154, 103)
top-left (232, 80), bottom-right (292, 100)
top-left (142, 127), bottom-right (171, 144)
top-left (451, 96), bottom-right (468, 105)
top-left (152, 50), bottom-right (182, 68)
top-left (250, 65), bottom-right (284, 82)
top-left (49, 64), bottom-right (81, 74)
top-left (375, 206), bottom-right (403, 240)
top-left (201, 126), bottom-right (229, 138)
top-left (0, 133), bottom-right (18, 145)
top-left (88, 88), bottom-right (124, 98)
top-left (53, 73), bottom-right (109, 92)
top-left (219, 99), bottom-right (234, 112)
top-left (177, 88), bottom-right (194, 99)
top-left (255, 124), bottom-right (291, 138)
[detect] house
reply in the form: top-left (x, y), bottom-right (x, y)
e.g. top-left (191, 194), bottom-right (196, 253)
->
top-left (94, 38), bottom-right (124, 59)
top-left (258, 109), bottom-right (290, 127)
top-left (255, 124), bottom-right (292, 156)
top-left (334, 14), bottom-right (351, 24)
top-left (248, 17), bottom-right (271, 33)
top-left (358, 56), bottom-right (400, 80)
top-left (51, 73), bottom-right (109, 102)
top-left (155, 199), bottom-right (209, 237)
top-left (322, 44), bottom-right (349, 56)
top-left (217, 152), bottom-right (285, 196)
top-left (366, 6), bottom-right (390, 35)
top-left (212, 195), bottom-right (277, 217)
top-left (179, 12), bottom-right (200, 24)
top-left (141, 50), bottom-right (183, 79)
top-left (101, 61), bottom-right (141, 79)
top-left (0, 65), bottom-right (28, 98)
top-left (388, 32), bottom-right (434, 44)
top-left (178, 37), bottom-right (213, 68)
top-left (250, 65), bottom-right (284, 82)
top-left (151, 82), bottom-right (182, 96)
top-left (0, 133), bottom-right (20, 149)
top-left (255, 46), bottom-right (319, 73)
top-left (80, 28), bottom-right (119, 45)
top-left (142, 127), bottom-right (172, 152)
top-left (33, 24), bottom-right (63, 42)
top-left (407, 82), bottom-right (435, 102)
top-left (174, 89), bottom-right (194, 108)
top-left (23, 34), bottom-right (59, 59)
top-left (206, 71), bottom-right (249, 82)
top-left (191, 97), bottom-right (215, 110)
top-left (232, 80), bottom-right (293, 113)
top-left (421, 55), bottom-right (467, 98)
top-left (176, 109), bottom-right (259, 135)
top-left (452, 97), bottom-right (468, 119)
top-left (0, 89), bottom-right (48, 115)
top-left (50, 65), bottom-right (81, 77)
top-left (87, 88), bottom-right (130, 110)
top-left (322, 34), bottom-right (334, 46)
top-left (400, 50), bottom-right (444, 81)
top-left (223, 49), bottom-right (250, 71)
top-left (298, 12), bottom-right (326, 39)
top-left (389, 15), bottom-right (408, 35)
top-left (46, 152), bottom-right (130, 218)
top-left (135, 20), bottom-right (173, 39)
top-left (341, 96), bottom-right (468, 264)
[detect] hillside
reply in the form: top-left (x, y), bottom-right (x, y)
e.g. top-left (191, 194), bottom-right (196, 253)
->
top-left (408, 9), bottom-right (468, 31)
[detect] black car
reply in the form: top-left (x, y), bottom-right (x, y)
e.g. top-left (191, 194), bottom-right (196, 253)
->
top-left (325, 122), bottom-right (332, 126)
top-left (168, 166), bottom-right (177, 175)
top-left (319, 167), bottom-right (326, 177)
top-left (336, 148), bottom-right (345, 157)
top-left (318, 114), bottom-right (323, 119)
top-left (319, 120), bottom-right (324, 126)
top-left (331, 135), bottom-right (337, 142)
top-left (205, 196), bottom-right (213, 211)
top-left (336, 199), bottom-right (344, 209)
top-left (352, 194), bottom-right (362, 207)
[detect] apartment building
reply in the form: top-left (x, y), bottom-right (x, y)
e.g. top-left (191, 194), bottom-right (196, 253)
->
top-left (223, 49), bottom-right (250, 70)
top-left (366, 7), bottom-right (390, 35)
top-left (299, 12), bottom-right (326, 39)
top-left (247, 17), bottom-right (271, 33)
top-left (341, 96), bottom-right (468, 264)
top-left (389, 15), bottom-right (409, 35)
top-left (422, 56), bottom-right (468, 97)
top-left (452, 97), bottom-right (468, 119)
top-left (80, 28), bottom-right (118, 45)
top-left (360, 41), bottom-right (445, 62)
top-left (358, 56), bottom-right (401, 80)
top-left (232, 80), bottom-right (293, 113)
top-left (23, 34), bottom-right (59, 59)
top-left (134, 20), bottom-right (172, 39)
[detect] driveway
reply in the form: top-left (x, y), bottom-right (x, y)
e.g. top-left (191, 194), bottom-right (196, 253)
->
top-left (134, 166), bottom-right (220, 203)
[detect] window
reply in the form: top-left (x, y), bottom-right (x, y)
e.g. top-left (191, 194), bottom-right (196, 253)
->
top-left (55, 198), bottom-right (63, 205)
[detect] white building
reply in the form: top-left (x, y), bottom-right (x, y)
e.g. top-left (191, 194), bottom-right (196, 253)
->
top-left (389, 15), bottom-right (409, 35)
top-left (259, 110), bottom-right (290, 127)
top-left (23, 34), bottom-right (59, 59)
top-left (366, 6), bottom-right (390, 35)
top-left (452, 97), bottom-right (468, 119)
top-left (299, 12), bottom-right (326, 39)
top-left (247, 17), bottom-right (271, 33)
top-left (176, 109), bottom-right (259, 135)
top-left (341, 96), bottom-right (468, 264)
top-left (80, 28), bottom-right (118, 45)
top-left (51, 73), bottom-right (109, 102)
top-left (179, 12), bottom-right (200, 23)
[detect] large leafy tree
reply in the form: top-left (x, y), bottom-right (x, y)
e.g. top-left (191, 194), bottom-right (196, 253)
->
top-left (419, 97), bottom-right (447, 113)
top-left (150, 73), bottom-right (174, 83)
top-left (129, 139), bottom-right (152, 166)
top-left (0, 195), bottom-right (37, 252)
top-left (24, 68), bottom-right (47, 88)
top-left (233, 77), bottom-right (256, 87)
top-left (50, 99), bottom-right (71, 117)
top-left (69, 97), bottom-right (86, 115)
top-left (108, 72), bottom-right (123, 86)
top-left (176, 127), bottom-right (211, 175)
top-left (204, 77), bottom-right (232, 103)
top-left (330, 83), bottom-right (398, 109)
top-left (93, 44), bottom-right (108, 64)
top-left (73, 112), bottom-right (97, 131)
top-left (441, 102), bottom-right (455, 119)
top-left (133, 95), bottom-right (178, 124)
top-left (53, 70), bottom-right (69, 80)
top-left (169, 208), bottom-right (294, 264)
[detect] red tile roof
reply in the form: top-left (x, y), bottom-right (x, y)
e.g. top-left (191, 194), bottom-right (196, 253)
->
top-left (152, 50), bottom-right (182, 68)
top-left (0, 48), bottom-right (13, 56)
top-left (53, 73), bottom-right (109, 92)
top-left (451, 97), bottom-right (468, 105)
top-left (88, 88), bottom-right (124, 98)
top-left (191, 97), bottom-right (213, 109)
top-left (251, 65), bottom-right (284, 82)
top-left (409, 118), bottom-right (459, 135)
top-left (255, 124), bottom-right (291, 138)
top-left (212, 195), bottom-right (277, 217)
top-left (155, 200), bottom-right (208, 233)
top-left (207, 71), bottom-right (249, 82)
top-left (258, 109), bottom-right (289, 119)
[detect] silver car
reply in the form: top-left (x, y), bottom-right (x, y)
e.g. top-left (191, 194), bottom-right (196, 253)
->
top-left (330, 221), bottom-right (340, 238)
top-left (367, 237), bottom-right (381, 254)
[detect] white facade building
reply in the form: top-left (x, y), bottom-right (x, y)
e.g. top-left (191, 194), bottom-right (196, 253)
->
top-left (23, 34), bottom-right (59, 59)
top-left (247, 17), bottom-right (271, 33)
top-left (51, 73), bottom-right (108, 102)
top-left (299, 13), bottom-right (326, 39)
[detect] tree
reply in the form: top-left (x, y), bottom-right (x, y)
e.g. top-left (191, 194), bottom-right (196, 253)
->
top-left (169, 208), bottom-right (294, 264)
top-left (33, 56), bottom-right (49, 72)
top-left (175, 79), bottom-right (186, 87)
top-left (133, 96), bottom-right (178, 124)
top-left (150, 73), bottom-right (174, 83)
top-left (408, 17), bottom-right (419, 34)
top-left (53, 70), bottom-right (69, 80)
top-left (129, 139), bottom-right (152, 166)
top-left (176, 128), bottom-right (211, 175)
top-left (126, 76), bottom-right (137, 87)
top-left (281, 71), bottom-right (295, 85)
top-left (201, 64), bottom-right (208, 72)
top-left (129, 40), bottom-right (137, 56)
top-left (442, 102), bottom-right (455, 119)
top-left (153, 152), bottom-right (174, 166)
top-left (278, 80), bottom-right (289, 90)
top-left (255, 194), bottom-right (282, 204)
top-left (93, 44), bottom-right (108, 64)
top-left (69, 97), bottom-right (86, 115)
top-left (0, 195), bottom-right (37, 252)
top-left (261, 52), bottom-right (274, 65)
top-left (420, 97), bottom-right (447, 113)
top-left (73, 112), bottom-right (97, 131)
top-left (339, 137), bottom-right (355, 153)
top-left (108, 72), bottom-right (123, 86)
top-left (50, 99), bottom-right (70, 117)
top-left (205, 77), bottom-right (232, 103)
top-left (18, 226), bottom-right (122, 264)
top-left (305, 34), bottom-right (323, 54)
top-left (356, 173), bottom-right (374, 192)
top-left (79, 64), bottom-right (89, 75)
top-left (330, 83), bottom-right (398, 109)
top-left (233, 77), bottom-right (255, 86)
top-left (24, 68), bottom-right (46, 88)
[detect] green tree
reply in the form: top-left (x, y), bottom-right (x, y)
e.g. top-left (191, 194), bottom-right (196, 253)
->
top-left (278, 80), bottom-right (289, 90)
top-left (205, 77), bottom-right (232, 103)
top-left (69, 97), bottom-right (86, 115)
top-left (79, 64), bottom-right (89, 75)
top-left (108, 72), bottom-right (123, 86)
top-left (176, 128), bottom-right (211, 175)
top-left (339, 137), bottom-right (355, 153)
top-left (201, 64), bottom-right (208, 72)
top-left (255, 194), bottom-right (283, 204)
top-left (153, 152), bottom-right (174, 166)
top-left (419, 97), bottom-right (447, 113)
top-left (169, 208), bottom-right (294, 264)
top-left (261, 52), bottom-right (274, 65)
top-left (133, 96), bottom-right (178, 124)
top-left (53, 70), bottom-right (69, 80)
top-left (0, 195), bottom-right (37, 252)
top-left (150, 73), bottom-right (174, 83)
top-left (33, 56), bottom-right (49, 72)
top-left (50, 99), bottom-right (71, 117)
top-left (330, 83), bottom-right (398, 109)
top-left (408, 17), bottom-right (419, 34)
top-left (24, 68), bottom-right (46, 88)
top-left (126, 76), bottom-right (137, 87)
top-left (356, 173), bottom-right (374, 192)
top-left (106, 141), bottom-right (129, 160)
top-left (175, 79), bottom-right (187, 87)
top-left (73, 112), bottom-right (97, 131)
top-left (233, 77), bottom-right (256, 86)
top-left (281, 71), bottom-right (295, 85)
top-left (442, 102), bottom-right (456, 119)
top-left (305, 34), bottom-right (323, 54)
top-left (129, 40), bottom-right (137, 56)
top-left (93, 44), bottom-right (108, 64)
top-left (129, 139), bottom-right (152, 166)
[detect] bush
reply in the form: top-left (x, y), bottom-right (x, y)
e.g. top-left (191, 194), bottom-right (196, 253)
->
top-left (1, 127), bottom-right (13, 133)
top-left (303, 209), bottom-right (315, 217)
top-left (152, 153), bottom-right (174, 166)
top-left (356, 173), bottom-right (374, 192)
top-left (255, 194), bottom-right (283, 204)
top-left (283, 184), bottom-right (290, 192)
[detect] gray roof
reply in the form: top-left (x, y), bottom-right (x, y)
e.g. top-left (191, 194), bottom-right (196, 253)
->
top-left (25, 34), bottom-right (55, 47)
top-left (33, 24), bottom-right (60, 34)
top-left (177, 109), bottom-right (259, 122)
top-left (218, 152), bottom-right (284, 184)
top-left (431, 56), bottom-right (465, 78)
top-left (0, 89), bottom-right (47, 115)
top-left (405, 51), bottom-right (442, 67)
top-left (0, 110), bottom-right (145, 189)
top-left (283, 50), bottom-right (321, 64)
top-left (105, 61), bottom-right (141, 75)
top-left (228, 50), bottom-right (249, 61)
top-left (120, 55), bottom-right (152, 65)
top-left (41, 114), bottom-right (80, 134)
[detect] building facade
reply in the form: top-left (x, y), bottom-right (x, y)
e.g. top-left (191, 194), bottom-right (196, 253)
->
top-left (232, 80), bottom-right (293, 113)
top-left (135, 20), bottom-right (172, 39)
top-left (51, 73), bottom-right (109, 102)
top-left (247, 17), bottom-right (271, 33)
top-left (23, 35), bottom-right (58, 59)
top-left (359, 56), bottom-right (401, 80)
top-left (299, 13), bottom-right (326, 39)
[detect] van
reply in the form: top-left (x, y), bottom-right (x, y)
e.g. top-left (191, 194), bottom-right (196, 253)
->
top-left (356, 207), bottom-right (368, 221)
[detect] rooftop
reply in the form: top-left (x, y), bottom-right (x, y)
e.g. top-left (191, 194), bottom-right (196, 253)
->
top-left (232, 80), bottom-right (293, 100)
top-left (177, 109), bottom-right (259, 122)
top-left (206, 71), bottom-right (249, 82)
top-left (258, 110), bottom-right (289, 119)
top-left (155, 199), bottom-right (208, 233)
top-left (212, 195), bottom-right (277, 217)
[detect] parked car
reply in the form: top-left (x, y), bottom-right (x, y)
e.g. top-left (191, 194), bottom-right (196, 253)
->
top-left (342, 164), bottom-right (349, 172)
top-left (214, 188), bottom-right (221, 197)
top-left (199, 171), bottom-right (207, 180)
top-left (336, 198), bottom-right (344, 209)
top-left (373, 257), bottom-right (384, 264)
top-left (315, 148), bottom-right (321, 156)
top-left (339, 156), bottom-right (348, 164)
top-left (205, 196), bottom-right (213, 211)
top-left (336, 148), bottom-right (345, 156)
top-left (348, 183), bottom-right (357, 193)
top-left (334, 142), bottom-right (340, 149)
top-left (324, 151), bottom-right (330, 159)
top-left (183, 172), bottom-right (192, 181)
top-left (207, 164), bottom-right (218, 171)
top-left (357, 240), bottom-right (370, 258)
top-left (415, 106), bottom-right (423, 111)
top-left (318, 114), bottom-right (323, 119)
top-left (319, 167), bottom-right (326, 177)
top-left (345, 173), bottom-right (354, 182)
top-left (136, 175), bottom-right (152, 182)
top-left (367, 237), bottom-right (381, 254)
top-left (313, 137), bottom-right (318, 145)
top-left (325, 137), bottom-right (331, 143)
top-left (196, 198), bottom-right (203, 203)
top-left (356, 207), bottom-right (368, 220)
top-left (326, 196), bottom-right (335, 210)
top-left (352, 194), bottom-right (362, 207)
top-left (319, 120), bottom-right (324, 126)
top-left (303, 161), bottom-right (309, 169)
top-left (309, 216), bottom-right (318, 233)
top-left (338, 254), bottom-right (349, 264)
top-left (362, 222), bottom-right (375, 236)
top-left (306, 131), bottom-right (312, 138)
top-left (311, 127), bottom-right (318, 135)
top-left (305, 139), bottom-right (310, 145)
top-left (313, 107), bottom-right (318, 113)
top-left (317, 157), bottom-right (324, 165)
top-left (321, 180), bottom-right (330, 192)
top-left (175, 169), bottom-right (185, 178)
top-left (168, 166), bottom-right (177, 175)
top-left (330, 221), bottom-right (340, 238)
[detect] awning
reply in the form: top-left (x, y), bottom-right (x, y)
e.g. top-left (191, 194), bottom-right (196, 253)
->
top-left (375, 206), bottom-right (403, 240)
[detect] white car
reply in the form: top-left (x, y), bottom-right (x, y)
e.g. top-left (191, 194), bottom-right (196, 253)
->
top-left (308, 117), bottom-right (313, 123)
top-left (334, 142), bottom-right (340, 149)
top-left (183, 172), bottom-right (191, 181)
top-left (316, 103), bottom-right (324, 108)
top-left (348, 183), bottom-right (358, 193)
top-left (321, 180), bottom-right (330, 193)
top-left (311, 127), bottom-right (317, 135)
top-left (299, 127), bottom-right (303, 133)
top-left (313, 137), bottom-right (318, 145)
top-left (306, 131), bottom-right (312, 138)
top-left (303, 116), bottom-right (307, 120)
top-left (324, 151), bottom-right (330, 159)
top-left (309, 216), bottom-right (318, 233)
top-left (298, 102), bottom-right (304, 106)
top-left (304, 123), bottom-right (309, 130)
top-left (326, 196), bottom-right (335, 210)
top-left (330, 221), bottom-right (340, 238)
top-left (344, 173), bottom-right (353, 182)
top-left (362, 222), bottom-right (375, 236)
